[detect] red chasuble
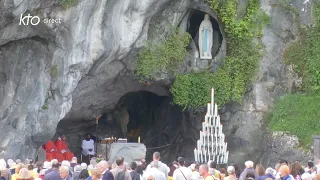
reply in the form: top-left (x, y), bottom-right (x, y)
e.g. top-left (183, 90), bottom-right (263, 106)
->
top-left (42, 140), bottom-right (64, 162)
top-left (55, 138), bottom-right (75, 161)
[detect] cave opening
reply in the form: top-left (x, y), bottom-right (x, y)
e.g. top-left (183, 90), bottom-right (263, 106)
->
top-left (187, 9), bottom-right (223, 57)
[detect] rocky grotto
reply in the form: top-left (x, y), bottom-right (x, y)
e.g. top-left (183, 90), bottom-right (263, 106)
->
top-left (0, 0), bottom-right (319, 167)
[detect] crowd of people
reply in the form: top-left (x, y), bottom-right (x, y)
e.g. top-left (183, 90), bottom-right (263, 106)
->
top-left (1, 152), bottom-right (320, 180)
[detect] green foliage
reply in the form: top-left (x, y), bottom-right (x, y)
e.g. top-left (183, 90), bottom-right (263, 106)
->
top-left (135, 29), bottom-right (191, 80)
top-left (268, 4), bottom-right (320, 149)
top-left (170, 0), bottom-right (269, 109)
top-left (268, 94), bottom-right (320, 148)
top-left (283, 4), bottom-right (320, 95)
top-left (42, 105), bottom-right (48, 110)
top-left (50, 65), bottom-right (58, 78)
top-left (58, 0), bottom-right (77, 9)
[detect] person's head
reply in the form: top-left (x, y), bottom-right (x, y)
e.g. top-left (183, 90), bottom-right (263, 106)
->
top-left (314, 174), bottom-right (320, 180)
top-left (190, 164), bottom-right (196, 171)
top-left (18, 168), bottom-right (32, 179)
top-left (27, 164), bottom-right (34, 170)
top-left (130, 162), bottom-right (137, 170)
top-left (97, 160), bottom-right (109, 172)
top-left (246, 172), bottom-right (255, 180)
top-left (116, 157), bottom-right (124, 166)
top-left (52, 162), bottom-right (60, 169)
top-left (10, 162), bottom-right (17, 169)
top-left (177, 157), bottom-right (185, 167)
top-left (16, 159), bottom-right (21, 164)
top-left (71, 157), bottom-right (77, 163)
top-left (199, 164), bottom-right (209, 176)
top-left (59, 166), bottom-right (70, 179)
top-left (51, 159), bottom-right (59, 166)
top-left (265, 168), bottom-right (276, 176)
top-left (61, 135), bottom-right (66, 141)
top-left (279, 160), bottom-right (288, 166)
top-left (79, 169), bottom-right (90, 179)
top-left (146, 175), bottom-right (155, 180)
top-left (279, 165), bottom-right (290, 177)
top-left (290, 162), bottom-right (302, 177)
top-left (43, 161), bottom-right (52, 169)
top-left (36, 161), bottom-right (43, 169)
top-left (61, 160), bottom-right (70, 168)
top-left (209, 161), bottom-right (217, 169)
top-left (227, 166), bottom-right (235, 175)
top-left (91, 170), bottom-right (102, 180)
top-left (7, 159), bottom-right (14, 167)
top-left (153, 152), bottom-right (161, 161)
top-left (86, 133), bottom-right (91, 140)
top-left (301, 173), bottom-right (312, 180)
top-left (15, 163), bottom-right (23, 174)
top-left (255, 164), bottom-right (265, 176)
top-left (219, 168), bottom-right (226, 175)
top-left (90, 159), bottom-right (97, 167)
top-left (307, 160), bottom-right (314, 168)
top-left (245, 161), bottom-right (254, 169)
top-left (74, 165), bottom-right (82, 173)
top-left (81, 162), bottom-right (88, 170)
top-left (150, 161), bottom-right (159, 169)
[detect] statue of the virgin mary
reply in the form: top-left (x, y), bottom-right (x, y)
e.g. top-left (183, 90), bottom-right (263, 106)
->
top-left (198, 14), bottom-right (213, 60)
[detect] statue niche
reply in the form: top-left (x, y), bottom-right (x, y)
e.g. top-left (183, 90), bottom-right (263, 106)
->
top-left (198, 14), bottom-right (213, 60)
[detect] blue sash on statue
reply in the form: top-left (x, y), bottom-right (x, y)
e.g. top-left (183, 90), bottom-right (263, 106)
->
top-left (203, 29), bottom-right (208, 53)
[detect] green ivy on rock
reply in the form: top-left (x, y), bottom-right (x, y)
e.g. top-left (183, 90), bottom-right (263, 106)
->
top-left (268, 3), bottom-right (320, 149)
top-left (170, 0), bottom-right (269, 108)
top-left (58, 0), bottom-right (77, 9)
top-left (268, 94), bottom-right (320, 148)
top-left (135, 29), bottom-right (191, 80)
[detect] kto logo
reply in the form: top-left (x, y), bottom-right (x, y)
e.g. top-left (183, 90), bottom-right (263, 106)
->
top-left (19, 14), bottom-right (40, 25)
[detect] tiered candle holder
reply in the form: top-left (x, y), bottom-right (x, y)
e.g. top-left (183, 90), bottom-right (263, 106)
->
top-left (194, 88), bottom-right (229, 164)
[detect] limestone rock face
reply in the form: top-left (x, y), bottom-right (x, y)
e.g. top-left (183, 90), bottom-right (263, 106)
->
top-left (221, 0), bottom-right (314, 167)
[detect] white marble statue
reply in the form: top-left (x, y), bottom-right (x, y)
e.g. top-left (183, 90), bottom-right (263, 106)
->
top-left (199, 14), bottom-right (213, 59)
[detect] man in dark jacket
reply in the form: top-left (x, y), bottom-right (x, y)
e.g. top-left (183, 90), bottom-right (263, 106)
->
top-left (259, 168), bottom-right (275, 180)
top-left (129, 162), bottom-right (140, 180)
top-left (45, 163), bottom-right (62, 180)
top-left (97, 161), bottom-right (114, 180)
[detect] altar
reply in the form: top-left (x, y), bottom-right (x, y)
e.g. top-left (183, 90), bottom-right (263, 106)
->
top-left (97, 138), bottom-right (146, 163)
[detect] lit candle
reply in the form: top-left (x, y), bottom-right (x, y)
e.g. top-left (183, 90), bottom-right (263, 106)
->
top-left (194, 148), bottom-right (197, 162)
top-left (138, 136), bottom-right (140, 143)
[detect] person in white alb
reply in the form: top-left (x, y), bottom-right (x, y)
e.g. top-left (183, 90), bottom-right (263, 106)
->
top-left (173, 157), bottom-right (192, 180)
top-left (81, 133), bottom-right (95, 164)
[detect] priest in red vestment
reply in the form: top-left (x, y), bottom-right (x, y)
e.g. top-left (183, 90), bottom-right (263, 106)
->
top-left (55, 135), bottom-right (75, 161)
top-left (42, 140), bottom-right (64, 162)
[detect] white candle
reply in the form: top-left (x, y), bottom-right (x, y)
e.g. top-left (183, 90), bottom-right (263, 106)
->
top-left (211, 134), bottom-right (214, 155)
top-left (202, 122), bottom-right (205, 132)
top-left (194, 149), bottom-right (197, 162)
top-left (226, 151), bottom-right (229, 163)
top-left (200, 149), bottom-right (203, 163)
top-left (225, 142), bottom-right (228, 152)
top-left (214, 103), bottom-right (218, 116)
top-left (207, 103), bottom-right (210, 116)
top-left (138, 136), bottom-right (140, 143)
top-left (204, 150), bottom-right (207, 163)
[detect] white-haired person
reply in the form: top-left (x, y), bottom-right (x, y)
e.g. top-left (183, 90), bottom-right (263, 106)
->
top-left (224, 166), bottom-right (237, 180)
top-left (60, 166), bottom-right (73, 180)
top-left (189, 164), bottom-right (200, 180)
top-left (239, 161), bottom-right (259, 180)
top-left (61, 161), bottom-right (72, 176)
top-left (72, 165), bottom-right (82, 180)
top-left (0, 159), bottom-right (11, 180)
top-left (258, 168), bottom-right (275, 180)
